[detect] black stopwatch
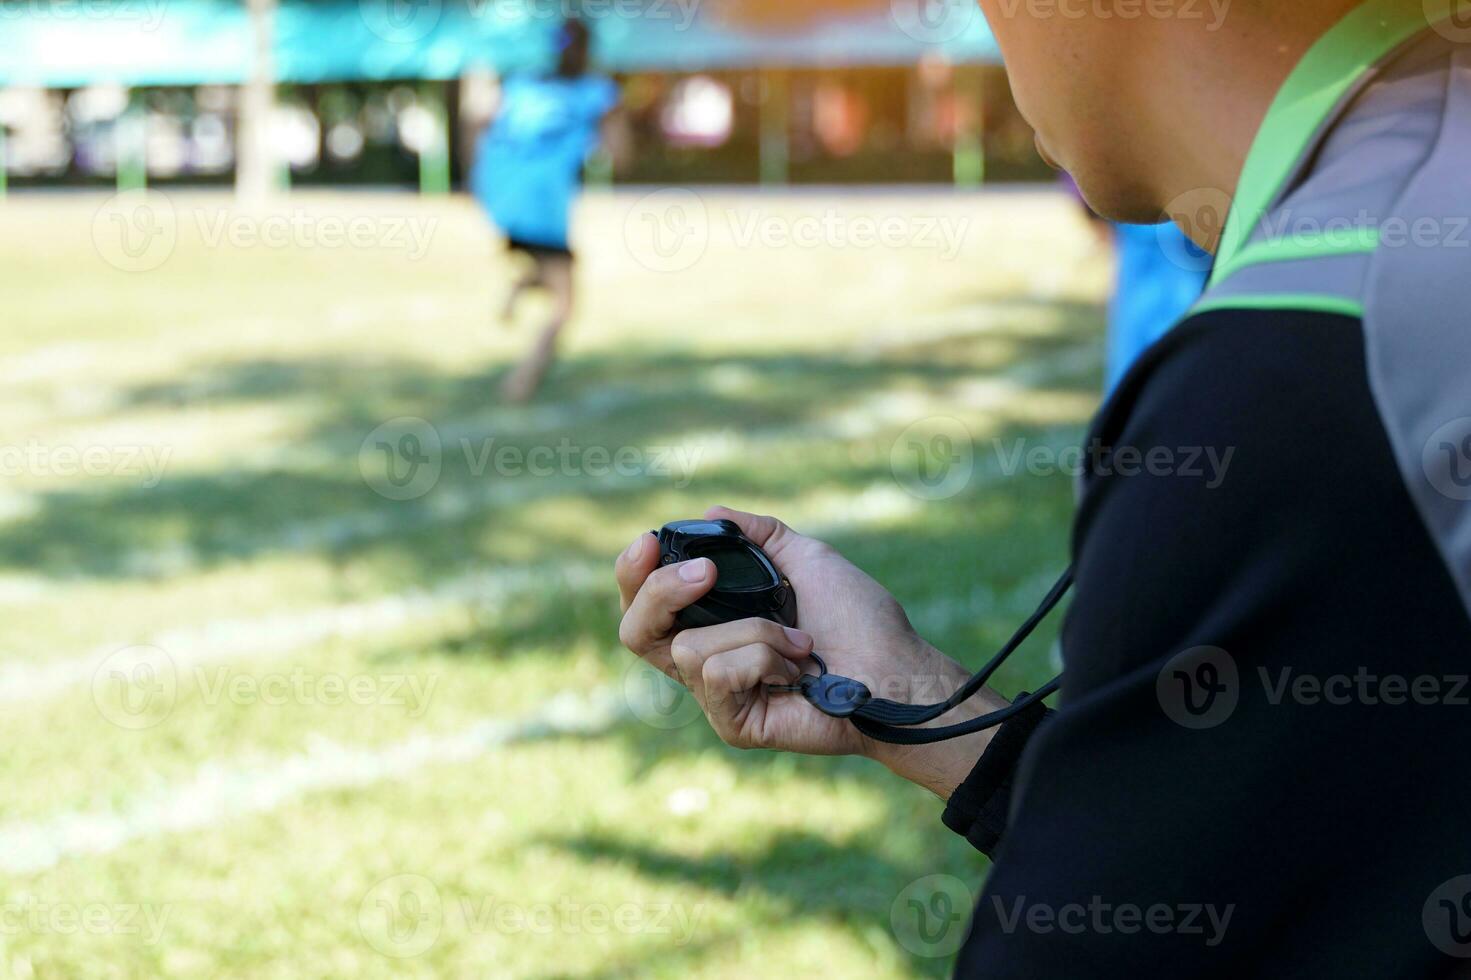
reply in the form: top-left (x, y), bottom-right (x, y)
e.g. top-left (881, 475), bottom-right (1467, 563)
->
top-left (655, 519), bottom-right (871, 717)
top-left (656, 519), bottom-right (798, 630)
top-left (653, 519), bottom-right (1070, 740)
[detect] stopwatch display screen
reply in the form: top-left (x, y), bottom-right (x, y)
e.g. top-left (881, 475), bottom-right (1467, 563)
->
top-left (698, 542), bottom-right (772, 590)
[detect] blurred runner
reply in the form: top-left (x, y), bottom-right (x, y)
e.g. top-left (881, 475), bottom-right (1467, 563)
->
top-left (470, 20), bottom-right (621, 402)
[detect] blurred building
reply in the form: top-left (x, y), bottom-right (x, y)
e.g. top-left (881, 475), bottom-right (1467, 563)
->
top-left (0, 0), bottom-right (1050, 190)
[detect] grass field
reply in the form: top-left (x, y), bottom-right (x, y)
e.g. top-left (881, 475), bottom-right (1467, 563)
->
top-left (0, 187), bottom-right (1109, 978)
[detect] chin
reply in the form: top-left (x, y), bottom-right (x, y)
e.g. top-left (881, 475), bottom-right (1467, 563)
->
top-left (1070, 166), bottom-right (1166, 226)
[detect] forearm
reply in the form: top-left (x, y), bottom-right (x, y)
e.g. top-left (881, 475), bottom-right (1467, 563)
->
top-left (859, 649), bottom-right (1011, 799)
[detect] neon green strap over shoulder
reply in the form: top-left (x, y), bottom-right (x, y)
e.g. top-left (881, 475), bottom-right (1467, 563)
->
top-left (1207, 0), bottom-right (1460, 299)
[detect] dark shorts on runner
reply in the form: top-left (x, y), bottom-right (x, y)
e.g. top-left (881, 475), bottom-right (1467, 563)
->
top-left (506, 238), bottom-right (574, 263)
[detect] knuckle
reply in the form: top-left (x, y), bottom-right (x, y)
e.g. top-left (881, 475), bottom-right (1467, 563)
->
top-left (726, 618), bottom-right (780, 648)
top-left (670, 636), bottom-right (699, 669)
top-left (648, 563), bottom-right (685, 592)
top-left (669, 630), bottom-right (695, 657)
top-left (703, 653), bottom-right (735, 691)
top-left (756, 620), bottom-right (789, 645)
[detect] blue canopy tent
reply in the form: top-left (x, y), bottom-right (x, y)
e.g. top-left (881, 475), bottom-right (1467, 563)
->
top-left (0, 0), bottom-right (1001, 85)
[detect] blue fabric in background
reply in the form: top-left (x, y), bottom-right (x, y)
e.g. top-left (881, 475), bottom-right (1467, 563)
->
top-left (470, 74), bottom-right (618, 251)
top-left (1106, 222), bottom-right (1210, 392)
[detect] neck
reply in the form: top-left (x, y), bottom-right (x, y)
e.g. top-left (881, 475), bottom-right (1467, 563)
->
top-left (1144, 3), bottom-right (1359, 252)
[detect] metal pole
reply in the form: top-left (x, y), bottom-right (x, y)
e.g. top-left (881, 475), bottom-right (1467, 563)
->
top-left (117, 92), bottom-right (147, 192)
top-left (0, 122), bottom-right (7, 200)
top-left (418, 81), bottom-right (451, 195)
top-left (237, 0), bottom-right (278, 204)
top-left (759, 69), bottom-right (789, 186)
top-left (953, 69), bottom-right (986, 188)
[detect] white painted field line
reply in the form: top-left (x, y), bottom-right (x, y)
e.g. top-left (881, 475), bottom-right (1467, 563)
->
top-left (0, 688), bottom-right (629, 876)
top-left (0, 563), bottom-right (603, 706)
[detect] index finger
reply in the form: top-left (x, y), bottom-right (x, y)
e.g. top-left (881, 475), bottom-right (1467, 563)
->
top-left (615, 531), bottom-right (661, 613)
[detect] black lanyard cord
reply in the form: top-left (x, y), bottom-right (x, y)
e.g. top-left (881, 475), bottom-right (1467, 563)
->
top-left (857, 567), bottom-right (1072, 727)
top-left (851, 676), bottom-right (1062, 746)
top-left (785, 567), bottom-right (1073, 744)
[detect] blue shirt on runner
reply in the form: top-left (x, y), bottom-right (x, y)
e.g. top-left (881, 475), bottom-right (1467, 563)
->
top-left (470, 74), bottom-right (619, 251)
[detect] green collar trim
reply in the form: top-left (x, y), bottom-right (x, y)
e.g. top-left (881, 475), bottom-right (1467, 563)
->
top-left (1211, 225), bottom-right (1380, 284)
top-left (1210, 0), bottom-right (1456, 286)
top-left (1192, 293), bottom-right (1366, 320)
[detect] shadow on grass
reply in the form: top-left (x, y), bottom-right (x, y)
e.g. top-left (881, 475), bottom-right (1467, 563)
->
top-left (5, 295), bottom-right (1102, 583)
top-left (540, 828), bottom-right (973, 979)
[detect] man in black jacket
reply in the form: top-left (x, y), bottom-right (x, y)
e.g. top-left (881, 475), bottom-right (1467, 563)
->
top-left (617, 1), bottom-right (1471, 974)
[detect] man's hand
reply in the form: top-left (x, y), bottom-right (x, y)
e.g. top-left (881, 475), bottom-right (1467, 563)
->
top-left (615, 505), bottom-right (1010, 798)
